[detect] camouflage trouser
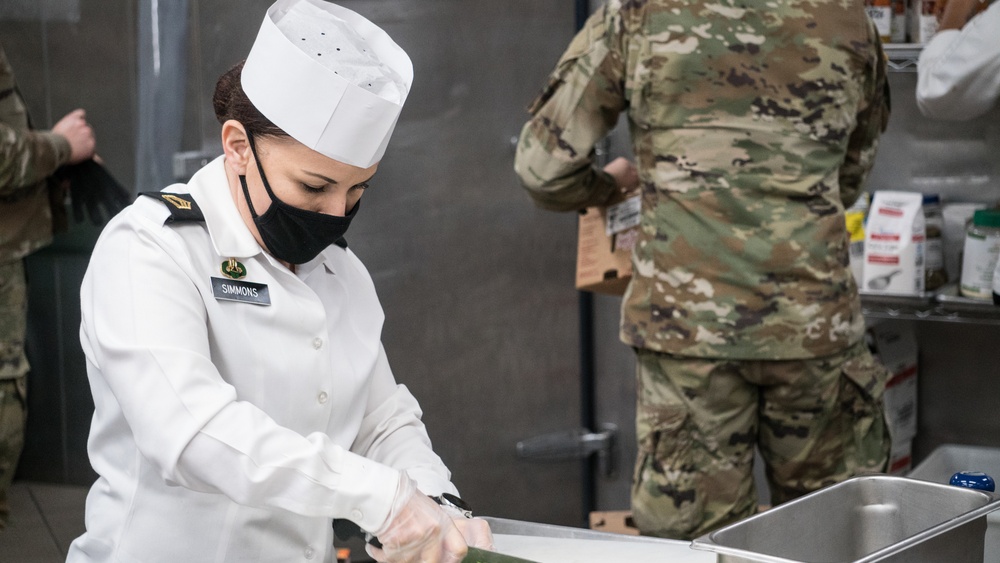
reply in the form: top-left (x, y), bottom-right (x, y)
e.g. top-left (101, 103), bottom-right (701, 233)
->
top-left (0, 261), bottom-right (29, 379)
top-left (0, 260), bottom-right (29, 530)
top-left (0, 376), bottom-right (27, 529)
top-left (631, 340), bottom-right (890, 540)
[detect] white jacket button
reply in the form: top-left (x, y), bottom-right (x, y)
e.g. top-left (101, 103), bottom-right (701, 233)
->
top-left (304, 546), bottom-right (315, 559)
top-left (312, 338), bottom-right (323, 350)
top-left (318, 391), bottom-right (329, 404)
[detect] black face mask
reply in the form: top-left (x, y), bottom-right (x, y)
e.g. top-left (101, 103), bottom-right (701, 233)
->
top-left (239, 133), bottom-right (358, 265)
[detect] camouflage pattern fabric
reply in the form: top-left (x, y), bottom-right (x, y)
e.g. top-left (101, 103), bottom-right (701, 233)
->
top-left (0, 261), bottom-right (28, 529)
top-left (0, 42), bottom-right (67, 530)
top-left (0, 43), bottom-right (71, 264)
top-left (632, 340), bottom-right (889, 539)
top-left (0, 375), bottom-right (27, 529)
top-left (514, 0), bottom-right (890, 360)
top-left (0, 260), bottom-right (28, 381)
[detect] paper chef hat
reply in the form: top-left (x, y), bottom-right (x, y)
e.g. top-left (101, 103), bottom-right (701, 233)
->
top-left (242, 0), bottom-right (413, 168)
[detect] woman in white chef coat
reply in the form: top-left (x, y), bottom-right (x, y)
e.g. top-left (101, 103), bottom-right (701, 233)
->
top-left (66, 1), bottom-right (492, 562)
top-left (916, 0), bottom-right (1000, 120)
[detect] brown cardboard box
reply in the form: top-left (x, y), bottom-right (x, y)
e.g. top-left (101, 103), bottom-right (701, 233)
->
top-left (576, 192), bottom-right (640, 295)
top-left (588, 510), bottom-right (640, 536)
top-left (866, 320), bottom-right (918, 476)
top-left (867, 320), bottom-right (918, 444)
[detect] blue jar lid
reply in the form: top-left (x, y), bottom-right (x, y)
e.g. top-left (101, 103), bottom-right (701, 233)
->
top-left (950, 471), bottom-right (996, 492)
top-left (922, 194), bottom-right (941, 205)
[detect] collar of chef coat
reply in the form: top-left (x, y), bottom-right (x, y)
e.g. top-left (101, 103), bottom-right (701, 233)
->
top-left (186, 155), bottom-right (340, 277)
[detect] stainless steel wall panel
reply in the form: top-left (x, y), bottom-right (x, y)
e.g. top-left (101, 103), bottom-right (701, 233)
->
top-left (21, 254), bottom-right (96, 486)
top-left (341, 1), bottom-right (589, 525)
top-left (867, 71), bottom-right (1000, 205)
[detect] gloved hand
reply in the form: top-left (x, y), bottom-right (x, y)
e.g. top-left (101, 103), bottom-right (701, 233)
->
top-left (368, 474), bottom-right (467, 563)
top-left (450, 515), bottom-right (494, 552)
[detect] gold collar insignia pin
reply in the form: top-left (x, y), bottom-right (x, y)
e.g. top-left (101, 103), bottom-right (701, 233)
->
top-left (221, 258), bottom-right (247, 280)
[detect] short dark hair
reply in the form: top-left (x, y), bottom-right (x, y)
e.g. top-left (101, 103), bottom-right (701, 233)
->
top-left (212, 60), bottom-right (287, 139)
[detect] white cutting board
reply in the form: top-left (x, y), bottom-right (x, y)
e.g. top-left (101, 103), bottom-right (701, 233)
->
top-left (492, 534), bottom-right (717, 563)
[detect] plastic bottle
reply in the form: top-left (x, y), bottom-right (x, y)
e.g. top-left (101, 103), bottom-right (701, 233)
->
top-left (890, 0), bottom-right (907, 43)
top-left (865, 0), bottom-right (893, 42)
top-left (923, 195), bottom-right (947, 291)
top-left (845, 194), bottom-right (870, 284)
top-left (960, 209), bottom-right (1000, 300)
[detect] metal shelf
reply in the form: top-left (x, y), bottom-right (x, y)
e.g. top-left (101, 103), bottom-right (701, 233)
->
top-left (861, 284), bottom-right (1000, 325)
top-left (884, 43), bottom-right (924, 73)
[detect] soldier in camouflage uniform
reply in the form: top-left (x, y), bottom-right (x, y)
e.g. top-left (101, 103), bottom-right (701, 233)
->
top-left (514, 0), bottom-right (891, 539)
top-left (0, 42), bottom-right (96, 529)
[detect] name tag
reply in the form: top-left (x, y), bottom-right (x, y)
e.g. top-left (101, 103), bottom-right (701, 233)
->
top-left (211, 277), bottom-right (271, 306)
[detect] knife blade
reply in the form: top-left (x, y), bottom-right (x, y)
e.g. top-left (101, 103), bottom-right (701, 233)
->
top-left (463, 546), bottom-right (539, 563)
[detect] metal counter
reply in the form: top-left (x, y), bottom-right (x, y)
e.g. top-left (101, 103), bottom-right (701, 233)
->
top-left (484, 517), bottom-right (714, 562)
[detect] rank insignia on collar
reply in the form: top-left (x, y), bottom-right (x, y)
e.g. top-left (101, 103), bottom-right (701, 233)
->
top-left (221, 258), bottom-right (247, 280)
top-left (163, 194), bottom-right (193, 210)
top-left (138, 192), bottom-right (205, 222)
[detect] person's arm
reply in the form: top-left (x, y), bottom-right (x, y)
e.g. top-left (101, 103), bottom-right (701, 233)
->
top-left (0, 121), bottom-right (70, 194)
top-left (81, 205), bottom-right (479, 563)
top-left (351, 345), bottom-right (494, 553)
top-left (916, 1), bottom-right (1000, 120)
top-left (0, 106), bottom-right (96, 196)
top-left (79, 208), bottom-right (401, 534)
top-left (839, 20), bottom-right (890, 208)
top-left (350, 344), bottom-right (457, 496)
top-left (937, 0), bottom-right (984, 31)
top-left (513, 7), bottom-right (627, 212)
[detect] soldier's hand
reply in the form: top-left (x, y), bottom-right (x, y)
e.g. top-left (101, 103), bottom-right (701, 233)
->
top-left (52, 109), bottom-right (96, 165)
top-left (603, 157), bottom-right (640, 194)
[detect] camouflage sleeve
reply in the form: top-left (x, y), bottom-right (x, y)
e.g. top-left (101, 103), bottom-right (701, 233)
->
top-left (513, 7), bottom-right (627, 212)
top-left (0, 121), bottom-right (71, 196)
top-left (838, 20), bottom-right (890, 209)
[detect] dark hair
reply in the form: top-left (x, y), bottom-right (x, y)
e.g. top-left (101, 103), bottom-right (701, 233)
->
top-left (212, 60), bottom-right (287, 139)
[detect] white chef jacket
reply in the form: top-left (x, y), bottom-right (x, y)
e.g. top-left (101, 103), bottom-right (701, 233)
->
top-left (67, 156), bottom-right (458, 563)
top-left (916, 2), bottom-right (1000, 120)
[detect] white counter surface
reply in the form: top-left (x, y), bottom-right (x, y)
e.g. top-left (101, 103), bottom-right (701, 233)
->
top-left (492, 533), bottom-right (717, 563)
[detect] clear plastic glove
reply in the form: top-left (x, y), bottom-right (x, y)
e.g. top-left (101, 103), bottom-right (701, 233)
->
top-left (450, 515), bottom-right (494, 551)
top-left (368, 474), bottom-right (467, 563)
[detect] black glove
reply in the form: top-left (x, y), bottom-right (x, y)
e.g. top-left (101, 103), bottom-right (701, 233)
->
top-left (55, 159), bottom-right (133, 225)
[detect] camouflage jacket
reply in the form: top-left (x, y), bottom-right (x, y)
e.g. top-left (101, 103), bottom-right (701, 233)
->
top-left (0, 43), bottom-right (71, 263)
top-left (515, 0), bottom-right (889, 360)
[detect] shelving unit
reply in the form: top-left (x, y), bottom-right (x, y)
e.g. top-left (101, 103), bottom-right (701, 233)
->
top-left (884, 43), bottom-right (923, 72)
top-left (861, 284), bottom-right (1000, 325)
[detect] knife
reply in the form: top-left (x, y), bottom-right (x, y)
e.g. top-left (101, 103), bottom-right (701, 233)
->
top-left (334, 519), bottom-right (540, 563)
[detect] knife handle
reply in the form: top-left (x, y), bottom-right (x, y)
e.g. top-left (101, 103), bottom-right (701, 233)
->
top-left (332, 519), bottom-right (382, 549)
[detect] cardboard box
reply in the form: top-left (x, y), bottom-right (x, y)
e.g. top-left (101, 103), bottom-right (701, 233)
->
top-left (588, 510), bottom-right (640, 536)
top-left (888, 438), bottom-right (913, 475)
top-left (867, 321), bottom-right (919, 444)
top-left (576, 192), bottom-right (640, 295)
